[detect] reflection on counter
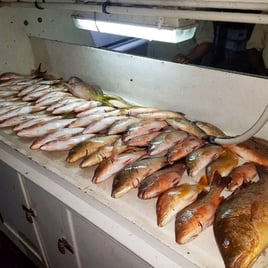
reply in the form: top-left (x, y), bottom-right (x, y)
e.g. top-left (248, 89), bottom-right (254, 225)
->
top-left (91, 21), bottom-right (268, 78)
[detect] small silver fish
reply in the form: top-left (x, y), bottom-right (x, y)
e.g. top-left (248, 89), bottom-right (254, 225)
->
top-left (83, 116), bottom-right (128, 134)
top-left (30, 127), bottom-right (85, 150)
top-left (74, 100), bottom-right (102, 113)
top-left (121, 106), bottom-right (160, 116)
top-left (0, 105), bottom-right (45, 122)
top-left (0, 114), bottom-right (44, 128)
top-left (13, 115), bottom-right (62, 132)
top-left (16, 118), bottom-right (75, 138)
top-left (76, 106), bottom-right (115, 118)
top-left (136, 110), bottom-right (184, 120)
top-left (52, 100), bottom-right (87, 115)
top-left (123, 120), bottom-right (168, 142)
top-left (107, 117), bottom-right (142, 135)
top-left (40, 134), bottom-right (95, 151)
top-left (69, 110), bottom-right (122, 128)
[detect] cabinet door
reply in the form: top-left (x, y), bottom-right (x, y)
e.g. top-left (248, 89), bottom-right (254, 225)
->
top-left (69, 210), bottom-right (152, 268)
top-left (24, 179), bottom-right (78, 268)
top-left (0, 160), bottom-right (44, 263)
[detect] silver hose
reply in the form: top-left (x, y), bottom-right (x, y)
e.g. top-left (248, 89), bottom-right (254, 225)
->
top-left (207, 105), bottom-right (268, 145)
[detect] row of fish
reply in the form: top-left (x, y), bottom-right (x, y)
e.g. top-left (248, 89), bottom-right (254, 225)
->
top-left (1, 68), bottom-right (268, 268)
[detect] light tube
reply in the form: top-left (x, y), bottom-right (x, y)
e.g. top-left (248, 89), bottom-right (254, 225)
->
top-left (73, 18), bottom-right (196, 43)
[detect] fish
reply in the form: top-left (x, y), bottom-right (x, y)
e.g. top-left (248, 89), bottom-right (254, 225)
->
top-left (123, 120), bottom-right (168, 142)
top-left (67, 76), bottom-right (103, 100)
top-left (34, 95), bottom-right (69, 107)
top-left (213, 165), bottom-right (268, 268)
top-left (15, 77), bottom-right (43, 86)
top-left (225, 137), bottom-right (268, 168)
top-left (69, 110), bottom-right (122, 128)
top-left (0, 64), bottom-right (45, 81)
top-left (186, 144), bottom-right (225, 177)
top-left (36, 92), bottom-right (73, 104)
top-left (227, 162), bottom-right (257, 191)
top-left (206, 149), bottom-right (238, 185)
top-left (83, 116), bottom-right (128, 134)
top-left (156, 176), bottom-right (209, 227)
top-left (101, 94), bottom-right (131, 108)
top-left (112, 156), bottom-right (168, 198)
top-left (40, 134), bottom-right (95, 151)
top-left (66, 134), bottom-right (120, 163)
top-left (73, 100), bottom-right (102, 113)
top-left (194, 121), bottom-right (226, 137)
top-left (18, 84), bottom-right (50, 97)
top-left (107, 117), bottom-right (142, 135)
top-left (45, 97), bottom-right (81, 112)
top-left (138, 162), bottom-right (186, 200)
top-left (76, 106), bottom-right (115, 118)
top-left (175, 173), bottom-right (230, 245)
top-left (51, 99), bottom-right (87, 115)
top-left (0, 103), bottom-right (26, 116)
top-left (0, 105), bottom-right (45, 122)
top-left (126, 131), bottom-right (162, 147)
top-left (92, 149), bottom-right (147, 184)
top-left (166, 118), bottom-right (207, 138)
top-left (16, 118), bottom-right (75, 138)
top-left (80, 139), bottom-right (129, 168)
top-left (167, 135), bottom-right (205, 163)
top-left (0, 113), bottom-right (44, 128)
top-left (30, 127), bottom-right (85, 150)
top-left (0, 84), bottom-right (25, 91)
top-left (148, 130), bottom-right (188, 156)
top-left (121, 106), bottom-right (160, 116)
top-left (22, 86), bottom-right (67, 101)
top-left (0, 91), bottom-right (18, 97)
top-left (13, 115), bottom-right (62, 132)
top-left (136, 110), bottom-right (185, 120)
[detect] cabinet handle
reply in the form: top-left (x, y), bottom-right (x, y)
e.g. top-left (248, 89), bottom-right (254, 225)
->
top-left (22, 205), bottom-right (35, 224)
top-left (57, 238), bottom-right (74, 255)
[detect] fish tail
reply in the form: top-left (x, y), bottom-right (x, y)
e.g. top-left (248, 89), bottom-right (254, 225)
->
top-left (210, 171), bottom-right (231, 190)
top-left (32, 63), bottom-right (47, 76)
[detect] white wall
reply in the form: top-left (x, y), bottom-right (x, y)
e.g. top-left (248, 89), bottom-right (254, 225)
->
top-left (0, 7), bottom-right (94, 73)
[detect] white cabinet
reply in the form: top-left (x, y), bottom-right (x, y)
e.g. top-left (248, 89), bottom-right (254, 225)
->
top-left (0, 154), bottom-right (152, 268)
top-left (24, 179), bottom-right (78, 268)
top-left (69, 210), bottom-right (151, 268)
top-left (0, 160), bottom-right (45, 267)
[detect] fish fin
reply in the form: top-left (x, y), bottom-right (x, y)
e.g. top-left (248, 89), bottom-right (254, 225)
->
top-left (210, 171), bottom-right (231, 188)
top-left (32, 63), bottom-right (47, 76)
top-left (198, 175), bottom-right (209, 187)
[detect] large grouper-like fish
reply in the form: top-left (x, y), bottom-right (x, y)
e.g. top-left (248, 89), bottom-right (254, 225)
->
top-left (213, 165), bottom-right (268, 268)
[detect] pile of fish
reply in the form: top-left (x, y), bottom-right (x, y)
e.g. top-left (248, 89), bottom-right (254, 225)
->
top-left (1, 67), bottom-right (268, 268)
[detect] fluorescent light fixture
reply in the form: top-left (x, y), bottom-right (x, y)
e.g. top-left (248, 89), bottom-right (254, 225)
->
top-left (73, 17), bottom-right (196, 43)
